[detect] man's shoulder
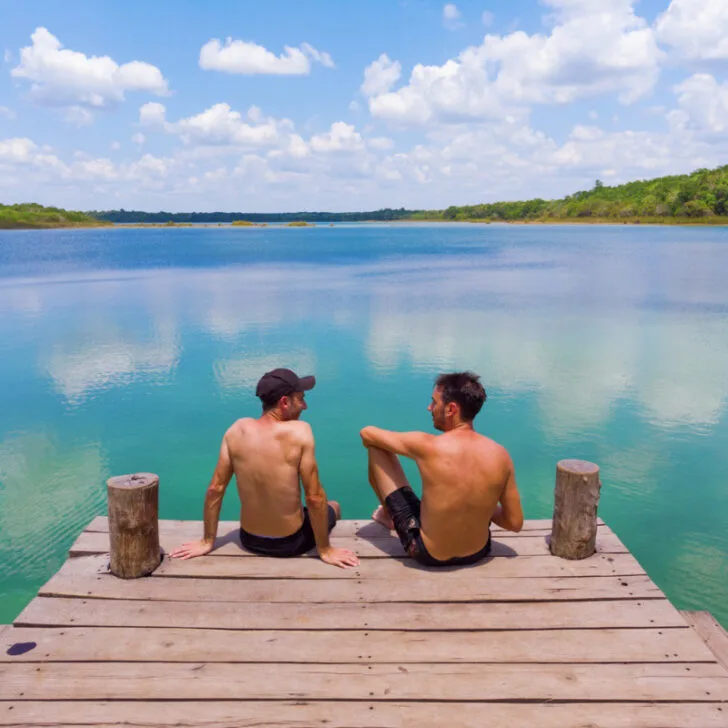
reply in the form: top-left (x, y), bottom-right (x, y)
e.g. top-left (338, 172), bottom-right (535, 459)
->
top-left (444, 430), bottom-right (511, 459)
top-left (279, 419), bottom-right (314, 441)
top-left (477, 435), bottom-right (513, 467)
top-left (226, 417), bottom-right (255, 435)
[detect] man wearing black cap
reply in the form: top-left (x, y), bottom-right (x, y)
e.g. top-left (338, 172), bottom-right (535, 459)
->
top-left (170, 368), bottom-right (359, 569)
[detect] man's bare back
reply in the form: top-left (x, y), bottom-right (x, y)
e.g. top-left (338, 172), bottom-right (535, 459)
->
top-left (229, 417), bottom-right (314, 537)
top-left (362, 372), bottom-right (523, 565)
top-left (412, 428), bottom-right (517, 560)
top-left (170, 368), bottom-right (359, 569)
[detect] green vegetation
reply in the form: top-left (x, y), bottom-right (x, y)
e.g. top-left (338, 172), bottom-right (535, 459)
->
top-left (8, 164), bottom-right (728, 229)
top-left (91, 207), bottom-right (417, 224)
top-left (0, 203), bottom-right (109, 229)
top-left (416, 165), bottom-right (728, 223)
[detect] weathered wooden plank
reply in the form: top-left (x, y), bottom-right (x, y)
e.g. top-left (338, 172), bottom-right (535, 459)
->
top-left (1, 626), bottom-right (714, 664)
top-left (1, 701), bottom-right (727, 728)
top-left (69, 530), bottom-right (629, 558)
top-left (16, 595), bottom-right (687, 631)
top-left (682, 611), bottom-right (728, 671)
top-left (1, 662), bottom-right (726, 702)
top-left (39, 572), bottom-right (664, 603)
top-left (83, 516), bottom-right (606, 537)
top-left (60, 551), bottom-right (645, 580)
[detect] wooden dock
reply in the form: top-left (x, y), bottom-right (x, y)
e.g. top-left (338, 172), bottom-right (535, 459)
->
top-left (2, 516), bottom-right (728, 727)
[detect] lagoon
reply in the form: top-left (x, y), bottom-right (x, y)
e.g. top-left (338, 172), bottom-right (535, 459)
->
top-left (0, 223), bottom-right (727, 626)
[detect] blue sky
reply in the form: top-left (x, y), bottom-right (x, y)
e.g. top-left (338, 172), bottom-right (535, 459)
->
top-left (1, 0), bottom-right (727, 212)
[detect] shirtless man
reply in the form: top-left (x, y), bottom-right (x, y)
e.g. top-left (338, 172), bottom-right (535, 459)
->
top-left (360, 371), bottom-right (523, 566)
top-left (170, 368), bottom-right (359, 569)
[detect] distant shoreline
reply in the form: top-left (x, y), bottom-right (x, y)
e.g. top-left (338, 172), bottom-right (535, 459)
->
top-left (0, 221), bottom-right (112, 231)
top-left (5, 215), bottom-right (728, 230)
top-left (4, 217), bottom-right (728, 230)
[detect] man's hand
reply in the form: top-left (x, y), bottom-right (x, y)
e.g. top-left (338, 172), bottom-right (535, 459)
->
top-left (169, 539), bottom-right (214, 560)
top-left (319, 546), bottom-right (360, 569)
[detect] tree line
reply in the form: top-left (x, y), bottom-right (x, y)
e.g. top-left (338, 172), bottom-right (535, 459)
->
top-left (0, 203), bottom-right (107, 229)
top-left (421, 165), bottom-right (728, 222)
top-left (90, 208), bottom-right (418, 223)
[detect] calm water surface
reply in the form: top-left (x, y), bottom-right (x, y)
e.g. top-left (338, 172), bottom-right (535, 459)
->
top-left (1, 223), bottom-right (727, 625)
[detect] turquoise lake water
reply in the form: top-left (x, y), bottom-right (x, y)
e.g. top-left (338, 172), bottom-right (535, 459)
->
top-left (0, 223), bottom-right (727, 626)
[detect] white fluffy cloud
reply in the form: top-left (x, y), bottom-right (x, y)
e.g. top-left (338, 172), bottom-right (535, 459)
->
top-left (485, 0), bottom-right (662, 104)
top-left (670, 74), bottom-right (728, 134)
top-left (137, 102), bottom-right (295, 150)
top-left (11, 28), bottom-right (169, 116)
top-left (0, 138), bottom-right (66, 174)
top-left (443, 3), bottom-right (464, 29)
top-left (199, 37), bottom-right (334, 75)
top-left (178, 104), bottom-right (289, 146)
top-left (361, 54), bottom-right (402, 97)
top-left (138, 101), bottom-right (167, 128)
top-left (0, 137), bottom-right (39, 164)
top-left (655, 0), bottom-right (728, 61)
top-left (369, 51), bottom-right (511, 124)
top-left (368, 0), bottom-right (662, 125)
top-left (310, 122), bottom-right (365, 153)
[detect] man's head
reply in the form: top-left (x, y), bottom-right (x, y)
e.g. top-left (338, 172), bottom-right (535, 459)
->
top-left (255, 368), bottom-right (316, 420)
top-left (428, 371), bottom-right (486, 431)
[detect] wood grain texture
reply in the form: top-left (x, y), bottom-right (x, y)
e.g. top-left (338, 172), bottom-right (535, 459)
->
top-left (59, 551), bottom-right (646, 580)
top-left (106, 473), bottom-right (160, 579)
top-left (83, 516), bottom-right (606, 537)
top-left (1, 626), bottom-right (715, 664)
top-left (682, 611), bottom-right (728, 671)
top-left (1, 701), bottom-right (727, 728)
top-left (39, 572), bottom-right (664, 603)
top-left (16, 596), bottom-right (687, 630)
top-left (551, 460), bottom-right (601, 560)
top-left (7, 515), bottom-right (728, 728)
top-left (68, 530), bottom-right (630, 558)
top-left (2, 662), bottom-right (727, 702)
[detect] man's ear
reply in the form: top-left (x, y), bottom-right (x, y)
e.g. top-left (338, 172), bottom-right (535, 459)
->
top-left (278, 395), bottom-right (290, 410)
top-left (445, 402), bottom-right (458, 418)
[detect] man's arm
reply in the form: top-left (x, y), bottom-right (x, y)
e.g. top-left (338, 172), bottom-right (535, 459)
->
top-left (490, 457), bottom-right (524, 533)
top-left (170, 435), bottom-right (234, 559)
top-left (299, 424), bottom-right (359, 569)
top-left (360, 426), bottom-right (433, 460)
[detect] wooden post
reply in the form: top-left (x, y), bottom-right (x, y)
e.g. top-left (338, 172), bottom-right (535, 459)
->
top-left (550, 459), bottom-right (601, 560)
top-left (107, 473), bottom-right (161, 578)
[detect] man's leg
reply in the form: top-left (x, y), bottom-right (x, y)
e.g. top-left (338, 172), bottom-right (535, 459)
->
top-left (328, 500), bottom-right (341, 520)
top-left (367, 446), bottom-right (410, 530)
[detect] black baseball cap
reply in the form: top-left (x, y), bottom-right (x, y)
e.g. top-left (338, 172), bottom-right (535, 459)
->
top-left (255, 368), bottom-right (316, 400)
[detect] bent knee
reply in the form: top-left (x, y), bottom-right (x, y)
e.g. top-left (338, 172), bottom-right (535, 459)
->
top-left (367, 446), bottom-right (400, 465)
top-left (328, 500), bottom-right (341, 520)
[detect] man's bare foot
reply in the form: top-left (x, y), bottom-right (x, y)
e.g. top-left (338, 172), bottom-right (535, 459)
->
top-left (372, 505), bottom-right (394, 530)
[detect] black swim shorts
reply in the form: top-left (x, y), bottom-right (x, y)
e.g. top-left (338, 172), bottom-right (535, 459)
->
top-left (384, 486), bottom-right (491, 567)
top-left (239, 505), bottom-right (337, 558)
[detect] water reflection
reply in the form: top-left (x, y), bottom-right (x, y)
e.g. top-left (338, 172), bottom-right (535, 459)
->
top-left (0, 431), bottom-right (107, 581)
top-left (8, 260), bottom-right (726, 429)
top-left (44, 323), bottom-right (179, 403)
top-left (215, 351), bottom-right (317, 391)
top-left (0, 225), bottom-right (727, 629)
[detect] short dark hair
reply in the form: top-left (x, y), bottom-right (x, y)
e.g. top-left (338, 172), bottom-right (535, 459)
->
top-left (435, 371), bottom-right (486, 421)
top-left (260, 392), bottom-right (284, 412)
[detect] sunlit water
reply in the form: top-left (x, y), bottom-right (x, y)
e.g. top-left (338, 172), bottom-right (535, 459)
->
top-left (1, 223), bottom-right (727, 626)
